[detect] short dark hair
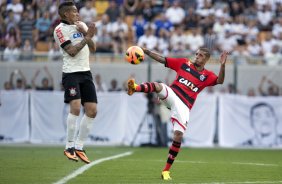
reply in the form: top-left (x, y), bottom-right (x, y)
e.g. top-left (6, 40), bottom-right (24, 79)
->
top-left (58, 1), bottom-right (75, 18)
top-left (198, 47), bottom-right (210, 60)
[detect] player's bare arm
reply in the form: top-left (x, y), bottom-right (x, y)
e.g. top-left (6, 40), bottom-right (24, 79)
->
top-left (64, 23), bottom-right (96, 57)
top-left (75, 21), bottom-right (87, 35)
top-left (75, 21), bottom-right (96, 52)
top-left (87, 38), bottom-right (96, 52)
top-left (217, 51), bottom-right (229, 84)
top-left (85, 23), bottom-right (96, 52)
top-left (63, 38), bottom-right (89, 57)
top-left (141, 47), bottom-right (166, 64)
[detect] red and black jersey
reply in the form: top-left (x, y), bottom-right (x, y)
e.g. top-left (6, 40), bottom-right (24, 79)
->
top-left (165, 57), bottom-right (218, 109)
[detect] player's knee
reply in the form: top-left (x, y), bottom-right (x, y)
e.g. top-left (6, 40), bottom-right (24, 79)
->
top-left (85, 104), bottom-right (97, 118)
top-left (173, 130), bottom-right (183, 142)
top-left (70, 100), bottom-right (81, 115)
top-left (154, 82), bottom-right (163, 93)
top-left (70, 107), bottom-right (80, 116)
top-left (87, 109), bottom-right (97, 118)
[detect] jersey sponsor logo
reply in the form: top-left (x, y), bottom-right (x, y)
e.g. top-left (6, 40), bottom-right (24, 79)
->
top-left (178, 77), bottom-right (199, 92)
top-left (69, 87), bottom-right (77, 96)
top-left (73, 33), bottom-right (83, 39)
top-left (55, 28), bottom-right (65, 43)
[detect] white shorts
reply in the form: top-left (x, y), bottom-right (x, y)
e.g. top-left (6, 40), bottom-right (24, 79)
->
top-left (157, 83), bottom-right (190, 133)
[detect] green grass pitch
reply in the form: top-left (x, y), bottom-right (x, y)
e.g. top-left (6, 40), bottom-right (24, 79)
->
top-left (0, 145), bottom-right (282, 184)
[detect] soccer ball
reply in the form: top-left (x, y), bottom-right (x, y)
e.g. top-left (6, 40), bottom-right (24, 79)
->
top-left (125, 46), bottom-right (144, 64)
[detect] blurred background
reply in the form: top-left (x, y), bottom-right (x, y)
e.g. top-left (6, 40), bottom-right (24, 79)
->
top-left (0, 0), bottom-right (282, 148)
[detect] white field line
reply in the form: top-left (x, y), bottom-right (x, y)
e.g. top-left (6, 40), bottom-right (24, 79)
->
top-left (231, 162), bottom-right (279, 167)
top-left (177, 160), bottom-right (279, 167)
top-left (53, 151), bottom-right (133, 184)
top-left (121, 159), bottom-right (279, 167)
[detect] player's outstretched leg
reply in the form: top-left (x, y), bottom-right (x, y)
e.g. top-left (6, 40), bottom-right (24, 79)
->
top-left (64, 147), bottom-right (78, 162)
top-left (161, 131), bottom-right (183, 180)
top-left (127, 78), bottom-right (162, 95)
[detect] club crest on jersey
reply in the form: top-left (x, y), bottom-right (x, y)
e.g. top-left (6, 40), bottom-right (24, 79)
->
top-left (199, 74), bottom-right (206, 81)
top-left (69, 87), bottom-right (77, 96)
top-left (179, 77), bottom-right (199, 92)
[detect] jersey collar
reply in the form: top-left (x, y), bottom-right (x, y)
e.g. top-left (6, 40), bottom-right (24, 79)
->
top-left (192, 62), bottom-right (205, 72)
top-left (61, 20), bottom-right (71, 25)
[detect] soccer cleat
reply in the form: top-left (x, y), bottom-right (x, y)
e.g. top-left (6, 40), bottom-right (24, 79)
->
top-left (75, 149), bottom-right (91, 164)
top-left (127, 78), bottom-right (137, 96)
top-left (161, 171), bottom-right (172, 180)
top-left (64, 147), bottom-right (78, 162)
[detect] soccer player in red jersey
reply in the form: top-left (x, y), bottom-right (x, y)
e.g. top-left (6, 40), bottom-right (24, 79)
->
top-left (127, 47), bottom-right (229, 180)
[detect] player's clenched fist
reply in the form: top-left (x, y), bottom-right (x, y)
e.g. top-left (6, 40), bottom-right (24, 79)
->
top-left (74, 21), bottom-right (88, 35)
top-left (86, 22), bottom-right (96, 38)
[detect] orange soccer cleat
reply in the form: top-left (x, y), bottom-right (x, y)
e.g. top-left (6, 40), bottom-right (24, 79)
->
top-left (75, 149), bottom-right (91, 164)
top-left (127, 78), bottom-right (137, 96)
top-left (64, 147), bottom-right (78, 162)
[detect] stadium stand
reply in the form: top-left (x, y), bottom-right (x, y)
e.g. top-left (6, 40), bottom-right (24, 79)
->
top-left (0, 0), bottom-right (281, 94)
top-left (0, 0), bottom-right (281, 62)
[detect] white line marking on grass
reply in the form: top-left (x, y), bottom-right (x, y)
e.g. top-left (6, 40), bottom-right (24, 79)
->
top-left (232, 162), bottom-right (279, 167)
top-left (53, 151), bottom-right (133, 184)
top-left (122, 159), bottom-right (280, 167)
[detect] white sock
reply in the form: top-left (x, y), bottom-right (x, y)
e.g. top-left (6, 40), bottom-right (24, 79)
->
top-left (65, 113), bottom-right (78, 149)
top-left (75, 114), bottom-right (94, 150)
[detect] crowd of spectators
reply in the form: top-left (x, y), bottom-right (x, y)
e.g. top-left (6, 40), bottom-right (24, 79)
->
top-left (0, 0), bottom-right (281, 65)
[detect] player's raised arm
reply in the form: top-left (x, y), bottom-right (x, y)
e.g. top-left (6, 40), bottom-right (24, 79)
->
top-left (85, 22), bottom-right (96, 52)
top-left (217, 50), bottom-right (229, 84)
top-left (141, 47), bottom-right (166, 64)
top-left (75, 21), bottom-right (96, 53)
top-left (63, 23), bottom-right (95, 57)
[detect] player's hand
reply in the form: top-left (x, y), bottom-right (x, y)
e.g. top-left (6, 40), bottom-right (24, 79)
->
top-left (85, 22), bottom-right (96, 39)
top-left (141, 47), bottom-right (148, 54)
top-left (220, 51), bottom-right (230, 66)
top-left (75, 21), bottom-right (87, 35)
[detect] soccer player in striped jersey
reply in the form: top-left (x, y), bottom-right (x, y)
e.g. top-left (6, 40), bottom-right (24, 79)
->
top-left (127, 47), bottom-right (229, 180)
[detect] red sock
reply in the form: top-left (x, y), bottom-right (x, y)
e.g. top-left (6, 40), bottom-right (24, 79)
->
top-left (163, 141), bottom-right (181, 171)
top-left (136, 82), bottom-right (156, 93)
